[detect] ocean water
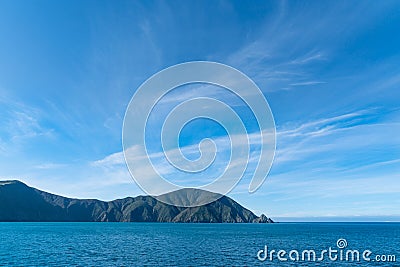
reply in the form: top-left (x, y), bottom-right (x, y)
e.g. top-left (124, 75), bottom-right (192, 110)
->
top-left (0, 222), bottom-right (399, 266)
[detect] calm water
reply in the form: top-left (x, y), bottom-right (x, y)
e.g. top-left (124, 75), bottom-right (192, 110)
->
top-left (0, 222), bottom-right (399, 266)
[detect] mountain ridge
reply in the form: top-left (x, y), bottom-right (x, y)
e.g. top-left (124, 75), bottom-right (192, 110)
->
top-left (0, 180), bottom-right (273, 223)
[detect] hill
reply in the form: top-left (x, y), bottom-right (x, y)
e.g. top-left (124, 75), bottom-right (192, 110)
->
top-left (0, 180), bottom-right (273, 223)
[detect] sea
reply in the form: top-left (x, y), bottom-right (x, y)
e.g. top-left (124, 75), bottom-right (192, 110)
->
top-left (0, 222), bottom-right (398, 266)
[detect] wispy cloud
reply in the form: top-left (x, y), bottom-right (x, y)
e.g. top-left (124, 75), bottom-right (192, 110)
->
top-left (289, 51), bottom-right (326, 65)
top-left (0, 94), bottom-right (54, 148)
top-left (289, 81), bottom-right (326, 86)
top-left (91, 106), bottom-right (398, 197)
top-left (34, 163), bottom-right (67, 170)
top-left (274, 108), bottom-right (399, 166)
top-left (92, 127), bottom-right (275, 192)
top-left (277, 109), bottom-right (372, 138)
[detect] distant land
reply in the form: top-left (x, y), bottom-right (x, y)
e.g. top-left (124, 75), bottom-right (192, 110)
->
top-left (275, 216), bottom-right (400, 223)
top-left (0, 180), bottom-right (273, 223)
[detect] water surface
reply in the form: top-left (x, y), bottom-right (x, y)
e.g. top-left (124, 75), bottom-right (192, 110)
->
top-left (0, 222), bottom-right (398, 266)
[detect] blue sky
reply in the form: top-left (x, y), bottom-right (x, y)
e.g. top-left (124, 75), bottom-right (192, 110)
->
top-left (0, 1), bottom-right (399, 221)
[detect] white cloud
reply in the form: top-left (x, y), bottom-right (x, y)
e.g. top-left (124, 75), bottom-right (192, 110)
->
top-left (289, 81), bottom-right (326, 86)
top-left (289, 51), bottom-right (326, 65)
top-left (34, 163), bottom-right (67, 170)
top-left (277, 110), bottom-right (370, 138)
top-left (0, 94), bottom-right (54, 147)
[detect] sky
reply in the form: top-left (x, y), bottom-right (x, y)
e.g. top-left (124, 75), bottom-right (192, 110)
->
top-left (0, 0), bottom-right (399, 221)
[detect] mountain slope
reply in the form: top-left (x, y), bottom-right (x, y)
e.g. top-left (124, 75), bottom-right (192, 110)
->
top-left (0, 180), bottom-right (273, 223)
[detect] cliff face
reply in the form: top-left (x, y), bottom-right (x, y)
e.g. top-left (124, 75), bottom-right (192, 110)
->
top-left (0, 180), bottom-right (273, 223)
